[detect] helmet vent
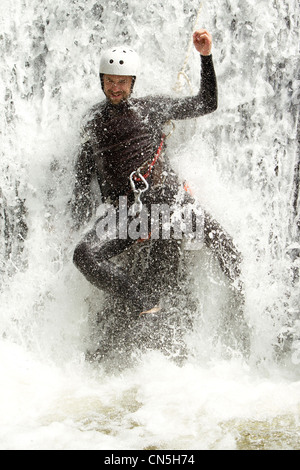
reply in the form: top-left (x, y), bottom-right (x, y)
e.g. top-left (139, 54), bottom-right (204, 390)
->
top-left (119, 60), bottom-right (124, 65)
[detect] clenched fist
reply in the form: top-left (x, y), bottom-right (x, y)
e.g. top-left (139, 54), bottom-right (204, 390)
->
top-left (193, 29), bottom-right (212, 56)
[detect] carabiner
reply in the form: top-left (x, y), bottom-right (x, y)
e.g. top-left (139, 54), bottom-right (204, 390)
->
top-left (129, 171), bottom-right (149, 215)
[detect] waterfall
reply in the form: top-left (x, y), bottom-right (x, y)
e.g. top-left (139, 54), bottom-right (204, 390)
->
top-left (0, 0), bottom-right (299, 450)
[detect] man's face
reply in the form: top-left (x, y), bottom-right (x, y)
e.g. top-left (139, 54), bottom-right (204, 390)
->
top-left (103, 74), bottom-right (133, 105)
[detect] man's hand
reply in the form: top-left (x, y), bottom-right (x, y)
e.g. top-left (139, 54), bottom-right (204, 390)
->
top-left (193, 29), bottom-right (212, 56)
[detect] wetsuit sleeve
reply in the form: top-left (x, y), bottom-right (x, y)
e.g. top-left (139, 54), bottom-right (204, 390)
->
top-left (71, 138), bottom-right (96, 229)
top-left (155, 54), bottom-right (217, 121)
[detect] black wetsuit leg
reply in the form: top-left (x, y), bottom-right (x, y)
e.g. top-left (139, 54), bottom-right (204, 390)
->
top-left (177, 187), bottom-right (243, 286)
top-left (202, 211), bottom-right (250, 353)
top-left (73, 209), bottom-right (159, 313)
top-left (73, 222), bottom-right (182, 315)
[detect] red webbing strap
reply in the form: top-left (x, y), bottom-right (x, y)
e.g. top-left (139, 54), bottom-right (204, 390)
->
top-left (133, 133), bottom-right (166, 182)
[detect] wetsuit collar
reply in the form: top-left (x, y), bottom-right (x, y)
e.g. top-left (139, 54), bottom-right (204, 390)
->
top-left (105, 97), bottom-right (132, 113)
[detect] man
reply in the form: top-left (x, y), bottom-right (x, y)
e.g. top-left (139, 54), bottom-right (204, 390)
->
top-left (71, 30), bottom-right (247, 359)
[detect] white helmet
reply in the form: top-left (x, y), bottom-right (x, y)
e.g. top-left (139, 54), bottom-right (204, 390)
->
top-left (99, 46), bottom-right (139, 77)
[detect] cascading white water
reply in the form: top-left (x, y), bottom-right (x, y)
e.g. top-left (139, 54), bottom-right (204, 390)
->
top-left (0, 0), bottom-right (299, 450)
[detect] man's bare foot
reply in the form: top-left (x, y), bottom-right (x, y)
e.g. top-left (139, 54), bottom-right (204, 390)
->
top-left (139, 305), bottom-right (161, 316)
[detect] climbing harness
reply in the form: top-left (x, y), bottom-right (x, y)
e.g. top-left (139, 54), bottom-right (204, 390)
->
top-left (128, 132), bottom-right (166, 214)
top-left (132, 133), bottom-right (166, 182)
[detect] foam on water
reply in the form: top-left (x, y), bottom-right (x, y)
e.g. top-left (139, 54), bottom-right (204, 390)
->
top-left (0, 0), bottom-right (299, 450)
top-left (1, 343), bottom-right (300, 450)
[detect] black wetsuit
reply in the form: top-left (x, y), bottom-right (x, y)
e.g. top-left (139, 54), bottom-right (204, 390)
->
top-left (72, 54), bottom-right (241, 314)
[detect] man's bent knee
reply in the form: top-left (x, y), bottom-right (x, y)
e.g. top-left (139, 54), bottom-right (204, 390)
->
top-left (73, 240), bottom-right (90, 272)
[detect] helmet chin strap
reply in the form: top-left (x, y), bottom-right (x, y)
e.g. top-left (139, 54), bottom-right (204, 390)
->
top-left (130, 76), bottom-right (136, 92)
